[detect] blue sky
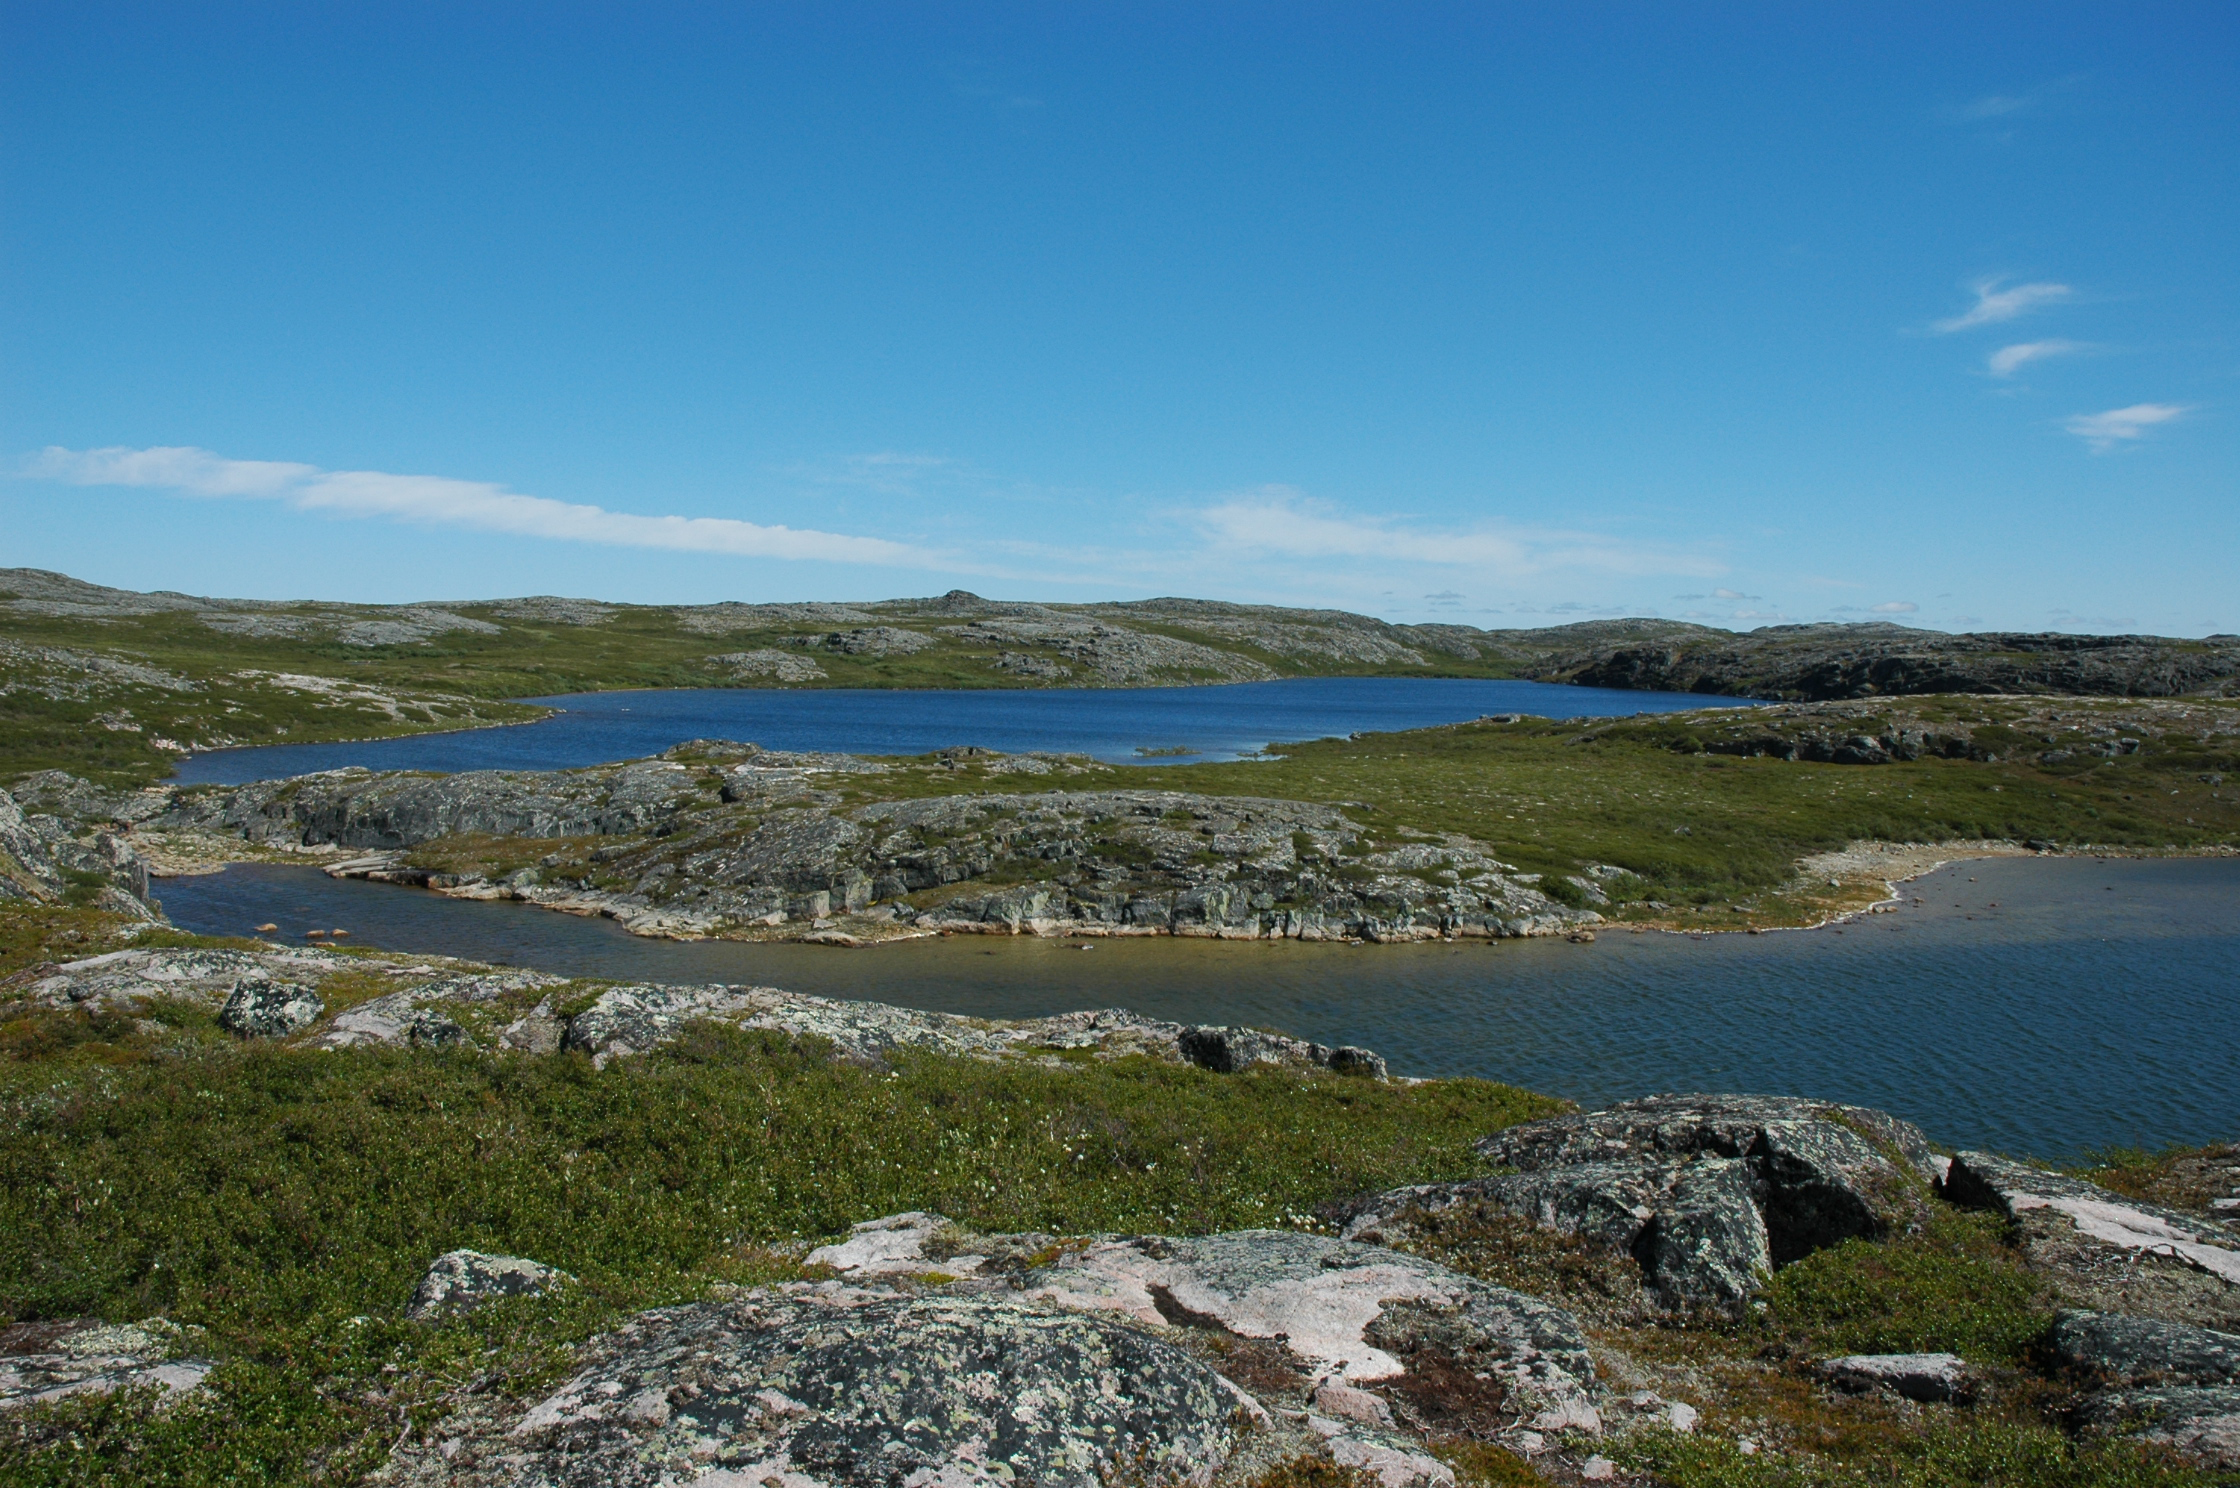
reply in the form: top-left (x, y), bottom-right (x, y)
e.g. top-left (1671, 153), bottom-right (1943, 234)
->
top-left (3, 3), bottom-right (2233, 634)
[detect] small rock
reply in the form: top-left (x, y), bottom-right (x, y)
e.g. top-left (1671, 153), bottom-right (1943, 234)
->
top-left (407, 1251), bottom-right (571, 1321)
top-left (1312, 1375), bottom-right (1395, 1427)
top-left (805, 1212), bottom-right (976, 1278)
top-left (1580, 1455), bottom-right (1617, 1480)
top-left (1817, 1352), bottom-right (1970, 1403)
top-left (215, 974), bottom-right (324, 1038)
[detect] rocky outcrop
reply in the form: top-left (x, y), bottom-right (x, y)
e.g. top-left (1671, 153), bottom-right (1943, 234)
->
top-left (408, 1252), bottom-right (571, 1321)
top-left (11, 947), bottom-right (1390, 1081)
top-left (0, 786), bottom-right (159, 917)
top-left (2050, 1311), bottom-right (2240, 1387)
top-left (394, 1286), bottom-right (1255, 1488)
top-left (1945, 1152), bottom-right (2240, 1331)
top-left (2074, 1387), bottom-right (2240, 1467)
top-left (1344, 1095), bottom-right (1936, 1311)
top-left (155, 760), bottom-right (1597, 945)
top-left (0, 1320), bottom-right (211, 1413)
top-left (1512, 621), bottom-right (2240, 701)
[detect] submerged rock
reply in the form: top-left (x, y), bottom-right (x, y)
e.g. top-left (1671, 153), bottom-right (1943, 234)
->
top-left (405, 1287), bottom-right (1250, 1487)
top-left (407, 1251), bottom-right (571, 1321)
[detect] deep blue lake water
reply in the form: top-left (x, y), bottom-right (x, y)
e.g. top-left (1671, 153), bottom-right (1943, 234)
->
top-left (158, 854), bottom-right (2240, 1160)
top-left (171, 677), bottom-right (1743, 785)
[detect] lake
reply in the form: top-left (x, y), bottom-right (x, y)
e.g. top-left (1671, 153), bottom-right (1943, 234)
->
top-left (171, 677), bottom-right (1744, 785)
top-left (156, 853), bottom-right (2240, 1161)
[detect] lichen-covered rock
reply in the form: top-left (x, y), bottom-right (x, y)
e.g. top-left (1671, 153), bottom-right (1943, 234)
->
top-left (21, 945), bottom-right (383, 1014)
top-left (1815, 1352), bottom-right (1970, 1402)
top-left (0, 1319), bottom-right (211, 1412)
top-left (1177, 1025), bottom-right (1389, 1079)
top-left (1018, 1229), bottom-right (1601, 1436)
top-left (407, 1251), bottom-right (571, 1321)
top-left (804, 1212), bottom-right (977, 1278)
top-left (2074, 1386), bottom-right (2240, 1467)
top-left (2050, 1311), bottom-right (2240, 1387)
top-left (398, 1287), bottom-right (1250, 1487)
top-left (1946, 1152), bottom-right (2240, 1331)
top-left (216, 974), bottom-right (324, 1038)
top-left (1345, 1157), bottom-right (1771, 1310)
top-left (1477, 1093), bottom-right (1934, 1264)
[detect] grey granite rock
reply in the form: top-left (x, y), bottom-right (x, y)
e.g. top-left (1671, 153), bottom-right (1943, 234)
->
top-left (401, 1287), bottom-right (1250, 1487)
top-left (2050, 1311), bottom-right (2240, 1387)
top-left (1816, 1352), bottom-right (1970, 1403)
top-left (2075, 1386), bottom-right (2240, 1467)
top-left (1177, 1025), bottom-right (1389, 1079)
top-left (407, 1251), bottom-right (571, 1321)
top-left (0, 1319), bottom-right (211, 1413)
top-left (216, 974), bottom-right (324, 1038)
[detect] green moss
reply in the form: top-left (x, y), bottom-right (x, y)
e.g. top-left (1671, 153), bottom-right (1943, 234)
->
top-left (1761, 1208), bottom-right (2051, 1363)
top-left (1615, 1419), bottom-right (2217, 1488)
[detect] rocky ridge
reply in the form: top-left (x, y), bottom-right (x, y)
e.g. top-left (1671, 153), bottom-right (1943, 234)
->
top-left (130, 746), bottom-right (1602, 944)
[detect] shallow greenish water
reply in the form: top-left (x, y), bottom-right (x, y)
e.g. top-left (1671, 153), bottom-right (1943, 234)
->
top-left (157, 854), bottom-right (2240, 1160)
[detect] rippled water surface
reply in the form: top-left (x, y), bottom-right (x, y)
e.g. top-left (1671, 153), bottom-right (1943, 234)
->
top-left (158, 855), bottom-right (2240, 1159)
top-left (171, 677), bottom-right (1744, 785)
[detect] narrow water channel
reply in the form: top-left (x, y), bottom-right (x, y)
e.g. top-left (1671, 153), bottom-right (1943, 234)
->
top-left (157, 855), bottom-right (2240, 1160)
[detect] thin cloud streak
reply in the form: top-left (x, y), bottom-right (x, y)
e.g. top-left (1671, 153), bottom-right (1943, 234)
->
top-left (1190, 487), bottom-right (1723, 579)
top-left (1989, 339), bottom-right (2088, 377)
top-left (2063, 404), bottom-right (2189, 453)
top-left (1934, 279), bottom-right (2072, 333)
top-left (30, 446), bottom-right (935, 567)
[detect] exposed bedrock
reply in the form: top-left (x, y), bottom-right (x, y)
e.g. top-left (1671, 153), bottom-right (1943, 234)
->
top-left (1343, 1094), bottom-right (1938, 1310)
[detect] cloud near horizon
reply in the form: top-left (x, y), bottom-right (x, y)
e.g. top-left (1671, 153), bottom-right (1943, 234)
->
top-left (28, 446), bottom-right (936, 567)
top-left (1988, 339), bottom-right (2088, 377)
top-left (1934, 279), bottom-right (2072, 334)
top-left (2063, 404), bottom-right (2189, 453)
top-left (1190, 487), bottom-right (1723, 580)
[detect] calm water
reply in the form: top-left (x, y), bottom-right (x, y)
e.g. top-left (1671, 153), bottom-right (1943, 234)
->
top-left (171, 677), bottom-right (1743, 785)
top-left (158, 855), bottom-right (2240, 1160)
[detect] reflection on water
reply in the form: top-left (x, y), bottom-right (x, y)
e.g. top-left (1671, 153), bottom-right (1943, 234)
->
top-left (157, 856), bottom-right (2240, 1161)
top-left (169, 677), bottom-right (1748, 785)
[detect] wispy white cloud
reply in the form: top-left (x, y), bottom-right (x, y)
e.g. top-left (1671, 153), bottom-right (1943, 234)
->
top-left (29, 446), bottom-right (935, 567)
top-left (1933, 279), bottom-right (2072, 334)
top-left (1988, 339), bottom-right (2089, 377)
top-left (1962, 94), bottom-right (2032, 120)
top-left (1190, 486), bottom-right (1722, 579)
top-left (1871, 600), bottom-right (1919, 614)
top-left (2062, 404), bottom-right (2189, 453)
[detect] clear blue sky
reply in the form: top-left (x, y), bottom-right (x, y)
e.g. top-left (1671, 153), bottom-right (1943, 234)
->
top-left (3, 3), bottom-right (2233, 633)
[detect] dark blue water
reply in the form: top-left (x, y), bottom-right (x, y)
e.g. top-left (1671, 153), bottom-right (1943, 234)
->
top-left (158, 855), bottom-right (2240, 1159)
top-left (171, 678), bottom-right (1744, 785)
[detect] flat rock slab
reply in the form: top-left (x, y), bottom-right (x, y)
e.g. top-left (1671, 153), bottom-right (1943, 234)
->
top-left (2075, 1386), bottom-right (2240, 1468)
top-left (1816, 1352), bottom-right (1970, 1403)
top-left (1018, 1228), bottom-right (1601, 1435)
top-left (2050, 1311), bottom-right (2240, 1387)
top-left (408, 1251), bottom-right (571, 1321)
top-left (18, 946), bottom-right (370, 1014)
top-left (403, 1286), bottom-right (1249, 1488)
top-left (0, 1320), bottom-right (210, 1413)
top-left (1946, 1152), bottom-right (2240, 1331)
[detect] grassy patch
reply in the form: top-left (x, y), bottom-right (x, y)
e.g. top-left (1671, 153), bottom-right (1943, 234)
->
top-left (1615, 1418), bottom-right (2216, 1488)
top-left (1760, 1207), bottom-right (2051, 1363)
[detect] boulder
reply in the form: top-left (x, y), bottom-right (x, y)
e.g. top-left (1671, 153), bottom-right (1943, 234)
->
top-left (2050, 1311), bottom-right (2240, 1387)
top-left (2074, 1386), bottom-right (2240, 1467)
top-left (1477, 1093), bottom-right (1934, 1265)
top-left (407, 1251), bottom-right (571, 1321)
top-left (426, 1288), bottom-right (1250, 1487)
top-left (1176, 1024), bottom-right (1389, 1079)
top-left (1345, 1157), bottom-right (1771, 1311)
top-left (1017, 1228), bottom-right (1601, 1436)
top-left (1945, 1152), bottom-right (2240, 1331)
top-left (215, 974), bottom-right (324, 1038)
top-left (1816, 1352), bottom-right (1971, 1403)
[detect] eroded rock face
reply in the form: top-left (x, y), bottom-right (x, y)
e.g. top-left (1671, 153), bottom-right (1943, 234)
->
top-left (216, 974), bottom-right (324, 1038)
top-left (1946, 1152), bottom-right (2240, 1331)
top-left (408, 1252), bottom-right (571, 1321)
top-left (405, 1287), bottom-right (1250, 1488)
